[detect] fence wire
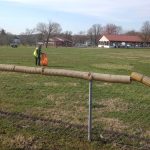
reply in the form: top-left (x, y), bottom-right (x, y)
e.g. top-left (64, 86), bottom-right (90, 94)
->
top-left (92, 80), bottom-right (150, 149)
top-left (0, 73), bottom-right (150, 149)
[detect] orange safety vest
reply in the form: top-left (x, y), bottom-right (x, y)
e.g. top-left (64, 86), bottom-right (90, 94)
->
top-left (40, 53), bottom-right (48, 66)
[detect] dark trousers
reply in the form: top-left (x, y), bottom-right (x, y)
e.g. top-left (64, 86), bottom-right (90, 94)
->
top-left (37, 55), bottom-right (41, 66)
top-left (35, 57), bottom-right (38, 66)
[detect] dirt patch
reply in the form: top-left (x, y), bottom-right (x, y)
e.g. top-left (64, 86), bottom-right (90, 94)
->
top-left (24, 107), bottom-right (67, 121)
top-left (65, 82), bottom-right (78, 87)
top-left (47, 93), bottom-right (68, 101)
top-left (1, 134), bottom-right (38, 150)
top-left (0, 71), bottom-right (16, 75)
top-left (125, 56), bottom-right (139, 59)
top-left (0, 102), bottom-right (15, 112)
top-left (45, 82), bottom-right (78, 87)
top-left (95, 82), bottom-right (112, 87)
top-left (143, 130), bottom-right (150, 138)
top-left (24, 106), bottom-right (87, 125)
top-left (22, 74), bottom-right (30, 77)
top-left (44, 82), bottom-right (60, 87)
top-left (101, 117), bottom-right (128, 132)
top-left (95, 98), bottom-right (129, 112)
top-left (139, 60), bottom-right (150, 63)
top-left (93, 99), bottom-right (130, 132)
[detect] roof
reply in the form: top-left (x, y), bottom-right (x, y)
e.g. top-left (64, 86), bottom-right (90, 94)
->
top-left (49, 37), bottom-right (72, 43)
top-left (101, 35), bottom-right (142, 42)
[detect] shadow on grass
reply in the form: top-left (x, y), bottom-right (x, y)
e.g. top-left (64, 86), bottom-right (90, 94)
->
top-left (47, 65), bottom-right (75, 69)
top-left (0, 110), bottom-right (150, 149)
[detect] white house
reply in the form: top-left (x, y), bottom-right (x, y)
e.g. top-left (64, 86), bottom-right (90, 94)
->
top-left (98, 35), bottom-right (143, 48)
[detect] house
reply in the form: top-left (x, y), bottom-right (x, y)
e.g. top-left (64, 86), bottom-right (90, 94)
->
top-left (47, 37), bottom-right (72, 47)
top-left (98, 35), bottom-right (143, 48)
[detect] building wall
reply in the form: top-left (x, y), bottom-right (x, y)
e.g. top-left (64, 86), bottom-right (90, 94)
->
top-left (99, 36), bottom-right (109, 42)
top-left (98, 35), bottom-right (146, 48)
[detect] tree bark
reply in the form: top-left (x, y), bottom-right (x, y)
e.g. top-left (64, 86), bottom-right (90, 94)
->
top-left (0, 64), bottom-right (132, 84)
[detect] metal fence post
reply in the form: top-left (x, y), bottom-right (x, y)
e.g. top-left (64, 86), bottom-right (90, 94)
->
top-left (88, 79), bottom-right (93, 141)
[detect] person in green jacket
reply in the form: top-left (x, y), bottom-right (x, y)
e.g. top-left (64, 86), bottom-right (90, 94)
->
top-left (33, 47), bottom-right (38, 65)
top-left (37, 45), bottom-right (42, 66)
top-left (33, 45), bottom-right (42, 66)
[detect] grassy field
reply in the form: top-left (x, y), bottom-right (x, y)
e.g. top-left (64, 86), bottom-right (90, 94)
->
top-left (0, 46), bottom-right (150, 149)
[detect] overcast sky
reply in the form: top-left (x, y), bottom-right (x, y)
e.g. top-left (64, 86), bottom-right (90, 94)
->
top-left (0, 0), bottom-right (150, 34)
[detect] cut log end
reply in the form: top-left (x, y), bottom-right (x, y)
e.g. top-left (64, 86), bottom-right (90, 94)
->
top-left (131, 72), bottom-right (150, 87)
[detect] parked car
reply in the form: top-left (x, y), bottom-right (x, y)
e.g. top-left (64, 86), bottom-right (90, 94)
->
top-left (10, 42), bottom-right (18, 48)
top-left (126, 44), bottom-right (131, 48)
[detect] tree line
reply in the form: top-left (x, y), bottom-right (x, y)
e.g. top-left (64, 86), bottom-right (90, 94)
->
top-left (0, 21), bottom-right (150, 47)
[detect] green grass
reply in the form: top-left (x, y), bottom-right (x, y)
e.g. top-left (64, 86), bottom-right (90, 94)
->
top-left (0, 46), bottom-right (150, 149)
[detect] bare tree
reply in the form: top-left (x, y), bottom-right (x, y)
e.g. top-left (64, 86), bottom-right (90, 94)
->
top-left (19, 28), bottom-right (36, 46)
top-left (0, 28), bottom-right (8, 45)
top-left (36, 21), bottom-right (62, 48)
top-left (87, 24), bottom-right (102, 46)
top-left (62, 31), bottom-right (72, 41)
top-left (125, 30), bottom-right (140, 36)
top-left (103, 24), bottom-right (122, 35)
top-left (141, 21), bottom-right (150, 43)
top-left (0, 28), bottom-right (19, 46)
top-left (36, 23), bottom-right (47, 43)
top-left (73, 31), bottom-right (88, 46)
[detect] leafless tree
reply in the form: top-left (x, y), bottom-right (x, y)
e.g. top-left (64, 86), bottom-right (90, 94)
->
top-left (0, 29), bottom-right (8, 45)
top-left (87, 24), bottom-right (102, 46)
top-left (19, 28), bottom-right (36, 46)
top-left (141, 21), bottom-right (150, 43)
top-left (73, 33), bottom-right (88, 46)
top-left (36, 21), bottom-right (62, 48)
top-left (103, 24), bottom-right (122, 35)
top-left (0, 28), bottom-right (19, 46)
top-left (125, 30), bottom-right (140, 36)
top-left (36, 23), bottom-right (47, 43)
top-left (62, 31), bottom-right (72, 41)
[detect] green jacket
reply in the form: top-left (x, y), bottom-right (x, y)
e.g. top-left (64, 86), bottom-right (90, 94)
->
top-left (33, 48), bottom-right (38, 57)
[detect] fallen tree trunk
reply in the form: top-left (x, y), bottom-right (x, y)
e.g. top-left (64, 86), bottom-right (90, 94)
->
top-left (92, 73), bottom-right (130, 83)
top-left (0, 64), bottom-right (131, 83)
top-left (131, 72), bottom-right (150, 87)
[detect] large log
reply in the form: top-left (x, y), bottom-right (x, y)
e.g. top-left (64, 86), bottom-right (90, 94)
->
top-left (92, 73), bottom-right (131, 83)
top-left (0, 64), bottom-right (15, 71)
top-left (15, 66), bottom-right (43, 74)
top-left (43, 68), bottom-right (90, 80)
top-left (131, 72), bottom-right (150, 87)
top-left (0, 64), bottom-right (131, 83)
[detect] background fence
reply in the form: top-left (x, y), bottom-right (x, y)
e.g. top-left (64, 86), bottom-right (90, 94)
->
top-left (0, 65), bottom-right (150, 149)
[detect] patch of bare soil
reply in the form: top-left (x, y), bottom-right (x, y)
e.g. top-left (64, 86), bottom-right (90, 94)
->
top-left (44, 82), bottom-right (60, 87)
top-left (93, 99), bottom-right (130, 132)
top-left (95, 98), bottom-right (130, 112)
top-left (100, 117), bottom-right (128, 132)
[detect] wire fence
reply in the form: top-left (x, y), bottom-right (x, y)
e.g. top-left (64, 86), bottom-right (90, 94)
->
top-left (92, 80), bottom-right (150, 150)
top-left (0, 70), bottom-right (150, 149)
